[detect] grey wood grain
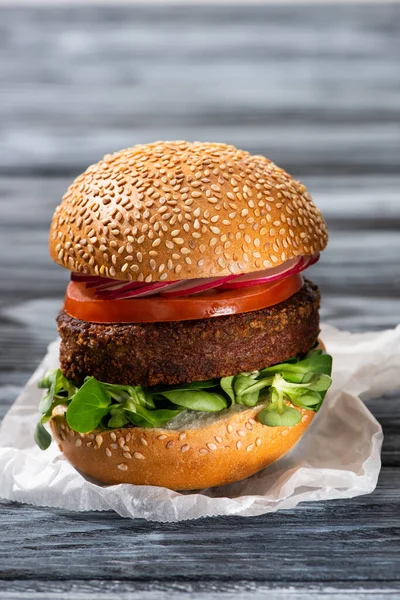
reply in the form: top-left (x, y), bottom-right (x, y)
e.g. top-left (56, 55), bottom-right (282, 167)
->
top-left (0, 469), bottom-right (399, 584)
top-left (1, 4), bottom-right (399, 176)
top-left (1, 581), bottom-right (400, 600)
top-left (0, 3), bottom-right (399, 599)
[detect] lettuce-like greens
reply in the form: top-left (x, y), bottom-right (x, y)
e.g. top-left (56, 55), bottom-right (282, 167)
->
top-left (35, 348), bottom-right (332, 450)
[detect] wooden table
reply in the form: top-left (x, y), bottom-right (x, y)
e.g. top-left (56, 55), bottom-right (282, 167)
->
top-left (1, 4), bottom-right (399, 599)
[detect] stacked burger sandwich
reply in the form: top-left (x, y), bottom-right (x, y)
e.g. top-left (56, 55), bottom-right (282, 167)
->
top-left (36, 141), bottom-right (332, 490)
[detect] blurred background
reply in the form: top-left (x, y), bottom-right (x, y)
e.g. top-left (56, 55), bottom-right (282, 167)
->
top-left (0, 2), bottom-right (399, 388)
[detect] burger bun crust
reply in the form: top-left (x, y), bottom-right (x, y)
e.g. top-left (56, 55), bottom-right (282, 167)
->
top-left (50, 141), bottom-right (328, 283)
top-left (50, 403), bottom-right (314, 491)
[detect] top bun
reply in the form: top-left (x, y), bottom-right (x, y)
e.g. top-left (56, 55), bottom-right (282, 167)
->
top-left (49, 141), bottom-right (328, 282)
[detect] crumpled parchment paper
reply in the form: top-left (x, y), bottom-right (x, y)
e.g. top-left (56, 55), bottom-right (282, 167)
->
top-left (1, 323), bottom-right (399, 522)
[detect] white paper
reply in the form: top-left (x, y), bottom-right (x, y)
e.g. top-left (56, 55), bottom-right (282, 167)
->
top-left (1, 323), bottom-right (399, 522)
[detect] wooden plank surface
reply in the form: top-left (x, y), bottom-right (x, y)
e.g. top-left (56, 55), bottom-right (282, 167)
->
top-left (0, 3), bottom-right (399, 599)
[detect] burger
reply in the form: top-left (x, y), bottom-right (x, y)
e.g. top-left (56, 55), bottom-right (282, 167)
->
top-left (35, 141), bottom-right (332, 490)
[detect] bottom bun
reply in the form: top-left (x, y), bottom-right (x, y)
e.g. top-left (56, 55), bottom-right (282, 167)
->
top-left (50, 405), bottom-right (314, 490)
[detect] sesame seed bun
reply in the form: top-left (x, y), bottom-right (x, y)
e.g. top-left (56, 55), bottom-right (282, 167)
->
top-left (49, 141), bottom-right (328, 282)
top-left (50, 403), bottom-right (314, 491)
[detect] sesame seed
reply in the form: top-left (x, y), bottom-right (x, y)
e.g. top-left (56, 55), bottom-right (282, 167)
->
top-left (166, 441), bottom-right (174, 449)
top-left (106, 448), bottom-right (112, 457)
top-left (227, 424), bottom-right (233, 434)
top-left (117, 464), bottom-right (128, 471)
top-left (199, 449), bottom-right (208, 455)
top-left (75, 439), bottom-right (82, 447)
top-left (181, 444), bottom-right (190, 452)
top-left (133, 452), bottom-right (145, 460)
top-left (246, 444), bottom-right (255, 452)
top-left (237, 430), bottom-right (246, 437)
top-left (123, 452), bottom-right (132, 459)
top-left (236, 441), bottom-right (242, 450)
top-left (157, 434), bottom-right (167, 440)
top-left (207, 443), bottom-right (217, 451)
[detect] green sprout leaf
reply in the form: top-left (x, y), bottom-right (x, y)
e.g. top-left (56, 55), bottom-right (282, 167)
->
top-left (38, 372), bottom-right (57, 414)
top-left (160, 389), bottom-right (228, 412)
top-left (280, 407), bottom-right (303, 426)
top-left (125, 405), bottom-right (182, 428)
top-left (35, 347), bottom-right (333, 450)
top-left (107, 405), bottom-right (131, 428)
top-left (34, 419), bottom-right (52, 450)
top-left (220, 376), bottom-right (235, 403)
top-left (66, 378), bottom-right (111, 433)
top-left (258, 409), bottom-right (282, 427)
top-left (259, 352), bottom-right (332, 383)
top-left (273, 372), bottom-right (332, 394)
top-left (269, 373), bottom-right (332, 412)
top-left (290, 389), bottom-right (323, 409)
top-left (38, 369), bottom-right (76, 414)
top-left (101, 383), bottom-right (155, 408)
top-left (258, 404), bottom-right (302, 427)
top-left (233, 375), bottom-right (273, 407)
top-left (233, 374), bottom-right (257, 397)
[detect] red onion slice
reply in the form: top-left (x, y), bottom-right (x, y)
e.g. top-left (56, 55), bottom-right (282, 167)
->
top-left (219, 258), bottom-right (302, 290)
top-left (70, 254), bottom-right (320, 299)
top-left (159, 275), bottom-right (239, 298)
top-left (88, 280), bottom-right (147, 292)
top-left (219, 254), bottom-right (319, 290)
top-left (97, 280), bottom-right (182, 299)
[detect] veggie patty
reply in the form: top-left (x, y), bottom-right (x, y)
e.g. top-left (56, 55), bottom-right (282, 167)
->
top-left (57, 279), bottom-right (320, 387)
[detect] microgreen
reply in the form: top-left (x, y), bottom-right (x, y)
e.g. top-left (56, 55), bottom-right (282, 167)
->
top-left (124, 405), bottom-right (183, 428)
top-left (35, 349), bottom-right (333, 449)
top-left (220, 376), bottom-right (235, 403)
top-left (34, 419), bottom-right (52, 450)
top-left (66, 378), bottom-right (112, 433)
top-left (159, 389), bottom-right (228, 412)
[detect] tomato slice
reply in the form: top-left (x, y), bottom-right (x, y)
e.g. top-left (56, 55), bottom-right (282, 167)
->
top-left (64, 274), bottom-right (303, 324)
